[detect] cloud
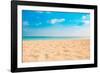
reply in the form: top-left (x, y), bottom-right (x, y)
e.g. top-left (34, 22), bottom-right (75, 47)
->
top-left (35, 22), bottom-right (42, 26)
top-left (82, 16), bottom-right (87, 20)
top-left (82, 15), bottom-right (90, 26)
top-left (23, 21), bottom-right (29, 26)
top-left (83, 20), bottom-right (90, 25)
top-left (82, 15), bottom-right (89, 20)
top-left (50, 18), bottom-right (65, 24)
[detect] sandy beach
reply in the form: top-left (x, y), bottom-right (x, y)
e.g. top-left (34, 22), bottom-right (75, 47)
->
top-left (22, 39), bottom-right (90, 62)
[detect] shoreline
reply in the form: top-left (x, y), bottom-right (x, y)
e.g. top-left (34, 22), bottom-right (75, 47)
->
top-left (23, 37), bottom-right (90, 41)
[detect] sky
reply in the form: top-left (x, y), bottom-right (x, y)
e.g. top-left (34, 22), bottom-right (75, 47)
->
top-left (22, 10), bottom-right (90, 37)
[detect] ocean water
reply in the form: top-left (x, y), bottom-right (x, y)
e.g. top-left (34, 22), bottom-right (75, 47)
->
top-left (22, 36), bottom-right (89, 40)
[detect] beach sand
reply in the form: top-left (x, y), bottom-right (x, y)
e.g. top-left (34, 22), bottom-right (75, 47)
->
top-left (22, 39), bottom-right (90, 62)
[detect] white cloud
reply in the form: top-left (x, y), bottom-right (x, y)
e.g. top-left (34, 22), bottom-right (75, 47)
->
top-left (23, 21), bottom-right (29, 26)
top-left (83, 20), bottom-right (90, 25)
top-left (50, 18), bottom-right (65, 24)
top-left (82, 15), bottom-right (90, 26)
top-left (82, 16), bottom-right (87, 20)
top-left (50, 19), bottom-right (58, 24)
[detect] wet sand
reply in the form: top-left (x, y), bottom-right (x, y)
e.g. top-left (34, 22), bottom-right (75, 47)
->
top-left (22, 39), bottom-right (90, 62)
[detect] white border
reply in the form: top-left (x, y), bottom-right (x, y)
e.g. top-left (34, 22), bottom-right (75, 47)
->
top-left (17, 5), bottom-right (94, 68)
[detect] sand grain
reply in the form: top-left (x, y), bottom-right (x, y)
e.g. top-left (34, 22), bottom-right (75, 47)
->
top-left (22, 39), bottom-right (90, 62)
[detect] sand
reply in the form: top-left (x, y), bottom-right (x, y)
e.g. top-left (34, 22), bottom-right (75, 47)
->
top-left (22, 39), bottom-right (90, 62)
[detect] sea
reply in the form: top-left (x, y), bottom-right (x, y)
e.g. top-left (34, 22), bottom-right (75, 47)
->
top-left (23, 36), bottom-right (89, 40)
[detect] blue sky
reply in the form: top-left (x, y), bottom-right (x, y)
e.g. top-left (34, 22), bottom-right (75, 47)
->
top-left (22, 10), bottom-right (90, 37)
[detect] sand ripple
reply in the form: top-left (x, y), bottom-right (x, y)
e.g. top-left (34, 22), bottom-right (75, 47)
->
top-left (22, 39), bottom-right (90, 62)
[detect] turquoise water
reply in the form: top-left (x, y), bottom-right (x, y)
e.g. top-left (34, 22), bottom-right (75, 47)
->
top-left (22, 36), bottom-right (88, 40)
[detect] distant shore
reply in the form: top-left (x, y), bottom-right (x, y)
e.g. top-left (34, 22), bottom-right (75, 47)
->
top-left (22, 39), bottom-right (90, 62)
